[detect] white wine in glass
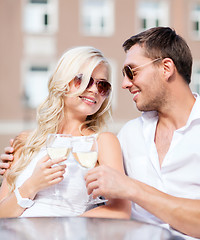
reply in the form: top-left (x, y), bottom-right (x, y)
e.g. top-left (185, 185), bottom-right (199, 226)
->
top-left (47, 147), bottom-right (71, 163)
top-left (72, 135), bottom-right (107, 205)
top-left (46, 134), bottom-right (72, 198)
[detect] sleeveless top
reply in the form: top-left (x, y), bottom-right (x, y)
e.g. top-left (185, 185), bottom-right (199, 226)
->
top-left (15, 135), bottom-right (98, 217)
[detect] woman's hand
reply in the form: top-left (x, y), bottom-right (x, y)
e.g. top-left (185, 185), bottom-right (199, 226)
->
top-left (25, 155), bottom-right (67, 199)
top-left (0, 139), bottom-right (14, 175)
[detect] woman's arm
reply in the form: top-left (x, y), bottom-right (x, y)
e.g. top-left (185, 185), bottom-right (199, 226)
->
top-left (0, 134), bottom-right (67, 217)
top-left (82, 132), bottom-right (131, 219)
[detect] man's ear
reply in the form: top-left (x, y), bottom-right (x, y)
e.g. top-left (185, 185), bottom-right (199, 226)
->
top-left (162, 58), bottom-right (176, 81)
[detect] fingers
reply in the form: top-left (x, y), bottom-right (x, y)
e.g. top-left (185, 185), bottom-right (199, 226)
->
top-left (0, 153), bottom-right (14, 162)
top-left (85, 165), bottom-right (121, 199)
top-left (43, 165), bottom-right (66, 188)
top-left (0, 158), bottom-right (11, 176)
top-left (0, 168), bottom-right (6, 175)
top-left (87, 180), bottom-right (100, 197)
top-left (30, 157), bottom-right (67, 191)
top-left (0, 146), bottom-right (14, 167)
top-left (85, 166), bottom-right (103, 196)
top-left (40, 154), bottom-right (67, 167)
top-left (0, 162), bottom-right (10, 169)
top-left (4, 146), bottom-right (14, 154)
top-left (48, 164), bottom-right (66, 175)
top-left (49, 168), bottom-right (66, 181)
top-left (48, 176), bottom-right (64, 185)
top-left (52, 157), bottom-right (68, 166)
top-left (38, 155), bottom-right (51, 166)
top-left (85, 165), bottom-right (100, 180)
top-left (9, 138), bottom-right (14, 147)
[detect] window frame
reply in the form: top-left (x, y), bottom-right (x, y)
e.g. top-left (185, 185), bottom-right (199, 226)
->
top-left (22, 0), bottom-right (58, 34)
top-left (79, 0), bottom-right (114, 37)
top-left (137, 0), bottom-right (169, 31)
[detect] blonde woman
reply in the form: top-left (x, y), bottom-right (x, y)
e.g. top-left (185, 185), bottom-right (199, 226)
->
top-left (0, 46), bottom-right (131, 218)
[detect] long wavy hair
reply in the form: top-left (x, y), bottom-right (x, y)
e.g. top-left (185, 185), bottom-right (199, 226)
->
top-left (6, 46), bottom-right (112, 191)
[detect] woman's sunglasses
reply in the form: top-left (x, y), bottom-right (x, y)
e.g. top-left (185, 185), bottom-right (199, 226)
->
top-left (122, 58), bottom-right (162, 80)
top-left (73, 74), bottom-right (111, 97)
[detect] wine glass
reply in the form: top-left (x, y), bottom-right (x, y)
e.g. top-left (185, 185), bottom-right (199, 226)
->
top-left (71, 135), bottom-right (108, 205)
top-left (46, 134), bottom-right (72, 198)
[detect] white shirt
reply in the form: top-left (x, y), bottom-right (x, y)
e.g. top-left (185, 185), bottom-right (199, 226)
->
top-left (118, 93), bottom-right (200, 227)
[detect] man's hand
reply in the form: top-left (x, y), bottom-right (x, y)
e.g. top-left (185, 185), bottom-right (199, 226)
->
top-left (85, 165), bottom-right (132, 200)
top-left (0, 139), bottom-right (14, 175)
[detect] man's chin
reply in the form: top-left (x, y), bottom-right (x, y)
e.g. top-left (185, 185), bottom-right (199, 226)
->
top-left (136, 104), bottom-right (153, 112)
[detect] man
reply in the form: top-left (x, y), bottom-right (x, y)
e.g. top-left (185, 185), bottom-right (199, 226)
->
top-left (85, 27), bottom-right (200, 238)
top-left (1, 27), bottom-right (200, 238)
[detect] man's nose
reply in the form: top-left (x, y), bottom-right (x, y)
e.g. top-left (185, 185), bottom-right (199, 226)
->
top-left (122, 76), bottom-right (133, 89)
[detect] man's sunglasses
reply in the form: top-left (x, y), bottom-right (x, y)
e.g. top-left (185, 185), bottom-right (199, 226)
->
top-left (122, 58), bottom-right (162, 80)
top-left (73, 74), bottom-right (111, 97)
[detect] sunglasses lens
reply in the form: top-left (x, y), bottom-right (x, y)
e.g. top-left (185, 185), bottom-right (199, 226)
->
top-left (87, 77), bottom-right (94, 89)
top-left (74, 74), bottom-right (111, 97)
top-left (74, 74), bottom-right (83, 88)
top-left (124, 66), bottom-right (133, 80)
top-left (97, 81), bottom-right (111, 97)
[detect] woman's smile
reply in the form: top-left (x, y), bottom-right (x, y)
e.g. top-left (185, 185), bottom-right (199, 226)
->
top-left (79, 95), bottom-right (97, 104)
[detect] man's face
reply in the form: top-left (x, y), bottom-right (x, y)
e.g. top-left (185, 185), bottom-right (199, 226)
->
top-left (122, 44), bottom-right (166, 112)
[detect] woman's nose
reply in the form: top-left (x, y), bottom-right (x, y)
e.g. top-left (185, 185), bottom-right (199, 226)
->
top-left (87, 82), bottom-right (98, 94)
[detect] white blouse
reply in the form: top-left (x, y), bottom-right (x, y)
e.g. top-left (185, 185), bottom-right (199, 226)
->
top-left (15, 135), bottom-right (96, 217)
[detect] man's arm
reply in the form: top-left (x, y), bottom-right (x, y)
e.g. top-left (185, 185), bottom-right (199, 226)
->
top-left (85, 165), bottom-right (200, 238)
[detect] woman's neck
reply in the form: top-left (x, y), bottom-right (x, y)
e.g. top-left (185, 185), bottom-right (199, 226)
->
top-left (58, 117), bottom-right (95, 136)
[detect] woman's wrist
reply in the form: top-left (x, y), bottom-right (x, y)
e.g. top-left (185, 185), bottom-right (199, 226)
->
top-left (20, 180), bottom-right (38, 200)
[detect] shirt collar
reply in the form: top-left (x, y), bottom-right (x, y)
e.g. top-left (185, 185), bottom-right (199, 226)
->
top-left (141, 92), bottom-right (200, 129)
top-left (186, 92), bottom-right (200, 124)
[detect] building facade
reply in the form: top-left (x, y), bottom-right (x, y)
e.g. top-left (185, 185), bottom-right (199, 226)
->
top-left (0, 0), bottom-right (200, 153)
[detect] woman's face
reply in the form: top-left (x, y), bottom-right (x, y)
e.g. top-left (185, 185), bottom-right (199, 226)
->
top-left (64, 63), bottom-right (110, 120)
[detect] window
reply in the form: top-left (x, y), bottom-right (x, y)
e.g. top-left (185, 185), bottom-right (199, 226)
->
top-left (138, 1), bottom-right (169, 31)
top-left (23, 64), bottom-right (50, 108)
top-left (23, 0), bottom-right (58, 34)
top-left (191, 4), bottom-right (200, 39)
top-left (80, 0), bottom-right (114, 36)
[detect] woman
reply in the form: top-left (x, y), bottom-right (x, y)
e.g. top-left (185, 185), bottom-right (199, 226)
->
top-left (0, 46), bottom-right (130, 218)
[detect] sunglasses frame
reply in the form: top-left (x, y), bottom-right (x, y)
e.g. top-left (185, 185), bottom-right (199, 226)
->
top-left (122, 58), bottom-right (162, 80)
top-left (73, 74), bottom-right (111, 97)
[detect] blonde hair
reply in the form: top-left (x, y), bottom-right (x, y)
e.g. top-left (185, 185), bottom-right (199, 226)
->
top-left (7, 46), bottom-right (112, 191)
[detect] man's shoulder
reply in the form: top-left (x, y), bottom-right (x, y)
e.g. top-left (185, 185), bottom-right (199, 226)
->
top-left (123, 117), bottom-right (142, 128)
top-left (118, 116), bottom-right (143, 136)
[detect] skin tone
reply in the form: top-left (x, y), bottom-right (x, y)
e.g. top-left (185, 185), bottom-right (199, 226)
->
top-left (85, 45), bottom-right (200, 238)
top-left (0, 63), bottom-right (131, 219)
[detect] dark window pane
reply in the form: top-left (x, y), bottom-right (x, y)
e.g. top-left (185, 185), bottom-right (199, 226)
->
top-left (30, 66), bottom-right (48, 72)
top-left (30, 0), bottom-right (48, 4)
top-left (44, 14), bottom-right (48, 26)
top-left (142, 18), bottom-right (147, 29)
top-left (156, 19), bottom-right (159, 27)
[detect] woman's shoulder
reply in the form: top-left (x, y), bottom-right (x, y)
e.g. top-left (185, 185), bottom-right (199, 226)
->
top-left (97, 131), bottom-right (119, 144)
top-left (98, 131), bottom-right (117, 138)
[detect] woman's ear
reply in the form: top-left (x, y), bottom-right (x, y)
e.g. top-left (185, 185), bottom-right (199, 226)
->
top-left (162, 58), bottom-right (176, 82)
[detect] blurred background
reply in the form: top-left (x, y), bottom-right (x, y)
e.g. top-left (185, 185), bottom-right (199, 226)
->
top-left (0, 0), bottom-right (200, 154)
